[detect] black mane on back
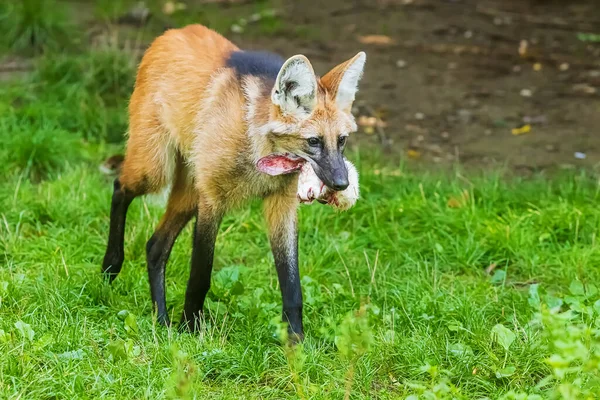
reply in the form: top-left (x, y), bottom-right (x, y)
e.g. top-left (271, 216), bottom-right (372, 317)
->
top-left (226, 50), bottom-right (285, 80)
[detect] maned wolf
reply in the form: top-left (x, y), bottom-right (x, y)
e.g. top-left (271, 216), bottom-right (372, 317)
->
top-left (101, 24), bottom-right (366, 341)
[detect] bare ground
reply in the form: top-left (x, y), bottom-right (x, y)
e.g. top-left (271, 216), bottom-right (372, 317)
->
top-left (234, 0), bottom-right (600, 172)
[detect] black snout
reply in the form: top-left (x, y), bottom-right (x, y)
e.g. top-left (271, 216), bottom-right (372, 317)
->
top-left (313, 151), bottom-right (349, 191)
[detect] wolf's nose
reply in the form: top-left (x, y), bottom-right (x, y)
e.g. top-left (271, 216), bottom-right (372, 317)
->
top-left (331, 178), bottom-right (349, 191)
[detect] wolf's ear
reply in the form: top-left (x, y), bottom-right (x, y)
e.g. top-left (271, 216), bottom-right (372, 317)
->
top-left (320, 52), bottom-right (366, 112)
top-left (272, 55), bottom-right (318, 118)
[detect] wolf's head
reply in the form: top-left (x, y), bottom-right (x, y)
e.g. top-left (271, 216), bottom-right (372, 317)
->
top-left (253, 52), bottom-right (366, 191)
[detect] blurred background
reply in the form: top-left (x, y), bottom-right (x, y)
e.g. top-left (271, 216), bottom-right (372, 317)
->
top-left (2, 0), bottom-right (599, 179)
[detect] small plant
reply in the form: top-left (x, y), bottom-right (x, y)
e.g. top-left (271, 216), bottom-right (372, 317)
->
top-left (275, 320), bottom-right (308, 400)
top-left (405, 364), bottom-right (467, 400)
top-left (499, 281), bottom-right (600, 399)
top-left (36, 40), bottom-right (137, 106)
top-left (166, 345), bottom-right (197, 400)
top-left (0, 121), bottom-right (82, 181)
top-left (491, 323), bottom-right (517, 378)
top-left (577, 32), bottom-right (600, 43)
top-left (335, 304), bottom-right (373, 400)
top-left (541, 306), bottom-right (600, 399)
top-left (30, 41), bottom-right (137, 141)
top-left (0, 0), bottom-right (79, 55)
top-left (94, 0), bottom-right (136, 23)
top-left (536, 281), bottom-right (600, 399)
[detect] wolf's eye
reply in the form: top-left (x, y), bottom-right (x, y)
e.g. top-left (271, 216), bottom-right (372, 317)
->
top-left (307, 137), bottom-right (321, 147)
top-left (338, 136), bottom-right (347, 146)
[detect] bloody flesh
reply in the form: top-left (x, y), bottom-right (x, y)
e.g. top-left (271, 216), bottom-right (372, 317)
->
top-left (256, 153), bottom-right (305, 176)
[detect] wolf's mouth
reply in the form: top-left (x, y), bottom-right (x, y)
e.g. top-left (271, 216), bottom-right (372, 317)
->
top-left (256, 153), bottom-right (306, 176)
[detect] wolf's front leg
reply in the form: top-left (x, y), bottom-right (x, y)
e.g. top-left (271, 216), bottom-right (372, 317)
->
top-left (180, 202), bottom-right (223, 331)
top-left (264, 190), bottom-right (304, 342)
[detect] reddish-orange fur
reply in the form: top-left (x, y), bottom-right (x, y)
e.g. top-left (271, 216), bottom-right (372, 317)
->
top-left (105, 23), bottom-right (365, 335)
top-left (121, 24), bottom-right (362, 214)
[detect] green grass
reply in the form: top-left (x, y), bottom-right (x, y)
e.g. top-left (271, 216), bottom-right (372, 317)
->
top-left (5, 143), bottom-right (600, 399)
top-left (2, 14), bottom-right (600, 399)
top-left (0, 0), bottom-right (80, 55)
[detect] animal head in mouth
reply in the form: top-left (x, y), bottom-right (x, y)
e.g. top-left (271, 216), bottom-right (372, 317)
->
top-left (297, 159), bottom-right (360, 211)
top-left (257, 153), bottom-right (360, 211)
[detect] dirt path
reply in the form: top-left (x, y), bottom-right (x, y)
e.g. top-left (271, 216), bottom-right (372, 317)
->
top-left (233, 0), bottom-right (600, 172)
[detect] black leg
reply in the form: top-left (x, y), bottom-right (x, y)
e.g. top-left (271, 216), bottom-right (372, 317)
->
top-left (271, 219), bottom-right (303, 341)
top-left (264, 193), bottom-right (304, 342)
top-left (180, 210), bottom-right (222, 331)
top-left (102, 179), bottom-right (137, 282)
top-left (146, 209), bottom-right (195, 326)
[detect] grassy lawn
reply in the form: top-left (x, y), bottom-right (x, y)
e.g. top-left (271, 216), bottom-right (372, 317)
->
top-left (2, 4), bottom-right (600, 400)
top-left (3, 79), bottom-right (600, 399)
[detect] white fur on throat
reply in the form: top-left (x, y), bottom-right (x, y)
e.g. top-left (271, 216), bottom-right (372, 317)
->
top-left (271, 55), bottom-right (317, 118)
top-left (336, 52), bottom-right (366, 111)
